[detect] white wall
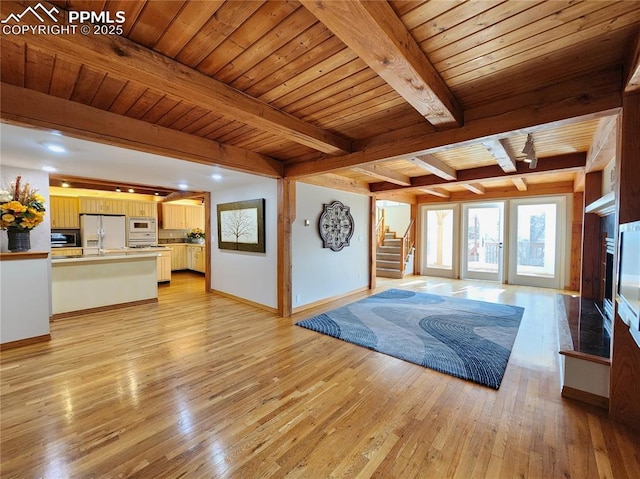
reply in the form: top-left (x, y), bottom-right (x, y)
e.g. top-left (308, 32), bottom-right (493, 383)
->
top-left (380, 202), bottom-right (411, 236)
top-left (0, 166), bottom-right (52, 337)
top-left (0, 166), bottom-right (51, 253)
top-left (210, 178), bottom-right (278, 309)
top-left (293, 183), bottom-right (370, 308)
top-left (1, 255), bottom-right (50, 343)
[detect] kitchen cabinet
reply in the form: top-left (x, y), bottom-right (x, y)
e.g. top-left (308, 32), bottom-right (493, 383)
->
top-left (187, 245), bottom-right (206, 273)
top-left (162, 204), bottom-right (187, 229)
top-left (51, 247), bottom-right (83, 257)
top-left (162, 204), bottom-right (205, 230)
top-left (127, 201), bottom-right (157, 218)
top-left (157, 250), bottom-right (171, 282)
top-left (80, 197), bottom-right (126, 215)
top-left (185, 205), bottom-right (205, 230)
top-left (167, 244), bottom-right (188, 271)
top-left (50, 196), bottom-right (80, 229)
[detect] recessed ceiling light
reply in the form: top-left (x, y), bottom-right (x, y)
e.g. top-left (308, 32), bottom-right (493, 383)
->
top-left (211, 174), bottom-right (222, 181)
top-left (178, 183), bottom-right (188, 190)
top-left (115, 187), bottom-right (121, 192)
top-left (128, 188), bottom-right (135, 193)
top-left (42, 166), bottom-right (57, 172)
top-left (43, 143), bottom-right (66, 153)
top-left (62, 182), bottom-right (70, 188)
top-left (154, 192), bottom-right (159, 196)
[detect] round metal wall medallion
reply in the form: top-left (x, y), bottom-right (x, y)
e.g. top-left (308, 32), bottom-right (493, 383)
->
top-left (318, 201), bottom-right (354, 252)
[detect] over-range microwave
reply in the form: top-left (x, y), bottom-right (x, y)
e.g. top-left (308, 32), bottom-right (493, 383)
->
top-left (129, 217), bottom-right (156, 234)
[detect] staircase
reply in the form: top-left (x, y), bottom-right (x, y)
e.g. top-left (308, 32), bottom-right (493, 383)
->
top-left (376, 228), bottom-right (412, 279)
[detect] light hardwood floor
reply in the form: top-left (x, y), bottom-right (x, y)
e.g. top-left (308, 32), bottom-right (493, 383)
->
top-left (1, 272), bottom-right (639, 478)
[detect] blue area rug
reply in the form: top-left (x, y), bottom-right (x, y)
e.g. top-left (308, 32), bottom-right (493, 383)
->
top-left (296, 289), bottom-right (524, 389)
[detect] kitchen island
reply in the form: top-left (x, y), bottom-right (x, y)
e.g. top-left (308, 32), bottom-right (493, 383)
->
top-left (51, 253), bottom-right (159, 319)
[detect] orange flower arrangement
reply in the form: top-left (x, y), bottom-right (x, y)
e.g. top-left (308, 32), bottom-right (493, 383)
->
top-left (0, 176), bottom-right (46, 231)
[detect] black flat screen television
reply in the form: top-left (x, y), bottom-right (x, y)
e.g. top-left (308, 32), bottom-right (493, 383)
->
top-left (618, 220), bottom-right (640, 347)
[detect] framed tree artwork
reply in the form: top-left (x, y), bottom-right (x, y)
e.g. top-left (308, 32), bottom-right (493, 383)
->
top-left (217, 198), bottom-right (266, 253)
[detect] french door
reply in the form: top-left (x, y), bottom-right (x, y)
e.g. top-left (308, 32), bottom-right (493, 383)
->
top-left (421, 205), bottom-right (459, 278)
top-left (508, 197), bottom-right (565, 288)
top-left (461, 202), bottom-right (505, 282)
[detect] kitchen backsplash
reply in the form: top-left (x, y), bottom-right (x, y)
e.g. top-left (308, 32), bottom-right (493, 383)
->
top-left (159, 238), bottom-right (188, 244)
top-left (158, 229), bottom-right (188, 243)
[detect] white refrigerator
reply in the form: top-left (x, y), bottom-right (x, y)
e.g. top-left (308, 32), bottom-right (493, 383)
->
top-left (80, 214), bottom-right (126, 255)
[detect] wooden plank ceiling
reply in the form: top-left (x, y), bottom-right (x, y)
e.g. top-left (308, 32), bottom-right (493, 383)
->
top-left (1, 0), bottom-right (639, 201)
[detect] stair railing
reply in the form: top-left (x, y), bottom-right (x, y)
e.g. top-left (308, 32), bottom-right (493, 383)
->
top-left (399, 218), bottom-right (415, 275)
top-left (376, 207), bottom-right (386, 248)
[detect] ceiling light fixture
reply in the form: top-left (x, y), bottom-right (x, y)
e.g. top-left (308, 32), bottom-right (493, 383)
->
top-left (128, 188), bottom-right (135, 193)
top-left (211, 174), bottom-right (222, 181)
top-left (62, 181), bottom-right (70, 188)
top-left (522, 133), bottom-right (537, 169)
top-left (154, 192), bottom-right (159, 196)
top-left (115, 186), bottom-right (121, 192)
top-left (178, 183), bottom-right (188, 190)
top-left (44, 143), bottom-right (66, 153)
top-left (42, 166), bottom-right (57, 172)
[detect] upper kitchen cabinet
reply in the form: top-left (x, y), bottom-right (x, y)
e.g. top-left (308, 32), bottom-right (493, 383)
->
top-left (162, 204), bottom-right (204, 230)
top-left (79, 197), bottom-right (126, 215)
top-left (50, 196), bottom-right (80, 229)
top-left (126, 201), bottom-right (157, 219)
top-left (185, 205), bottom-right (205, 231)
top-left (162, 203), bottom-right (186, 229)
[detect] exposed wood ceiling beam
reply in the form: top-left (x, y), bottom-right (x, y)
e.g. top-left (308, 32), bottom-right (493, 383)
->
top-left (625, 33), bottom-right (640, 92)
top-left (0, 0), bottom-right (351, 156)
top-left (0, 83), bottom-right (283, 178)
top-left (375, 190), bottom-right (418, 204)
top-left (512, 177), bottom-right (528, 192)
top-left (300, 0), bottom-right (462, 128)
top-left (371, 153), bottom-right (586, 193)
top-left (462, 183), bottom-right (486, 195)
top-left (419, 187), bottom-right (450, 198)
top-left (418, 181), bottom-right (574, 204)
top-left (300, 173), bottom-right (371, 196)
top-left (574, 171), bottom-right (586, 192)
top-left (351, 164), bottom-right (411, 186)
top-left (482, 139), bottom-right (517, 173)
top-left (408, 154), bottom-right (457, 180)
top-left (162, 191), bottom-right (204, 202)
top-left (49, 174), bottom-right (175, 196)
top-left (586, 115), bottom-right (617, 172)
top-left (284, 68), bottom-right (621, 178)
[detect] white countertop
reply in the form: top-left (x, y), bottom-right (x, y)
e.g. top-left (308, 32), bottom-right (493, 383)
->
top-left (52, 252), bottom-right (162, 264)
top-left (161, 243), bottom-right (204, 247)
top-left (119, 246), bottom-right (171, 253)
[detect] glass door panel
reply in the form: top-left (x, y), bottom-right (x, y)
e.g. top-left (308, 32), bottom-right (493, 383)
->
top-left (462, 202), bottom-right (504, 282)
top-left (422, 206), bottom-right (458, 278)
top-left (509, 198), bottom-right (564, 288)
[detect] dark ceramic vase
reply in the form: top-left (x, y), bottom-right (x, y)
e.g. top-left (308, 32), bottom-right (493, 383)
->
top-left (7, 229), bottom-right (30, 252)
